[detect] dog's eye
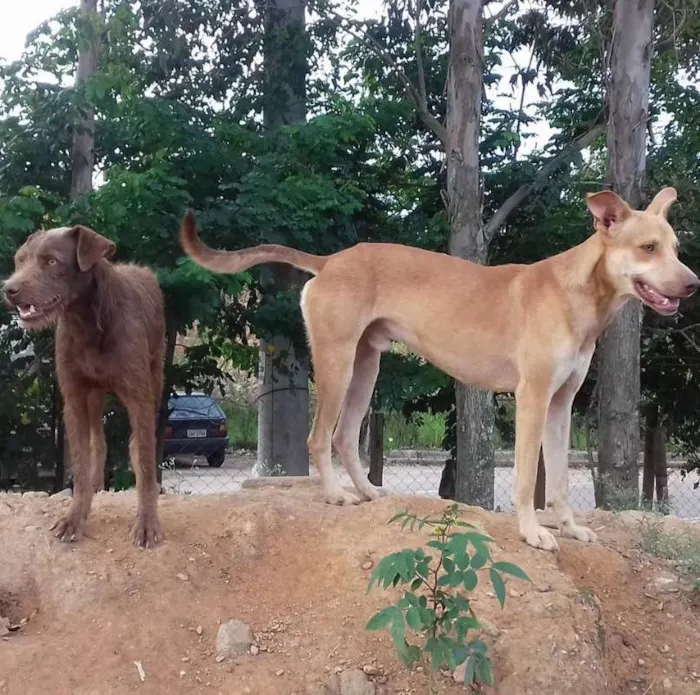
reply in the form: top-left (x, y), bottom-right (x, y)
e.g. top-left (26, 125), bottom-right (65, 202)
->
top-left (46, 257), bottom-right (57, 266)
top-left (642, 243), bottom-right (656, 254)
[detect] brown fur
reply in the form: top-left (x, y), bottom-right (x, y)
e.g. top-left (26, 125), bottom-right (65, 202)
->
top-left (3, 226), bottom-right (165, 547)
top-left (179, 189), bottom-right (698, 553)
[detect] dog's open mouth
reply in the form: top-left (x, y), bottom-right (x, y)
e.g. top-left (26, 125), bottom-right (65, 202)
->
top-left (16, 298), bottom-right (62, 323)
top-left (633, 279), bottom-right (680, 316)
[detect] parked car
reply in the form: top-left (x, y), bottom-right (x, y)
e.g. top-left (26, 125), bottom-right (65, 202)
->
top-left (163, 392), bottom-right (229, 467)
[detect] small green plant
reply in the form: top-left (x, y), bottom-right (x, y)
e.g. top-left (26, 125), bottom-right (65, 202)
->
top-left (366, 504), bottom-right (529, 690)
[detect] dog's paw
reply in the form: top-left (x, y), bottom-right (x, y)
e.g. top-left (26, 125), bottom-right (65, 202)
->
top-left (522, 524), bottom-right (559, 552)
top-left (323, 487), bottom-right (361, 506)
top-left (51, 514), bottom-right (85, 543)
top-left (561, 523), bottom-right (597, 543)
top-left (130, 516), bottom-right (162, 549)
top-left (358, 484), bottom-right (387, 502)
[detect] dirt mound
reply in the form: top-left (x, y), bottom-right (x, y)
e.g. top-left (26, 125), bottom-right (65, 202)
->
top-left (0, 488), bottom-right (698, 695)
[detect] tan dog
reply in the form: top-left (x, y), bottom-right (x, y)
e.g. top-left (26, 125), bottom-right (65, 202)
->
top-left (179, 188), bottom-right (698, 551)
top-left (3, 226), bottom-right (165, 547)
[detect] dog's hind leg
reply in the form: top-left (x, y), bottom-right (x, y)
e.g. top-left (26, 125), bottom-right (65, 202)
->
top-left (332, 335), bottom-right (386, 501)
top-left (302, 281), bottom-right (366, 506)
top-left (118, 380), bottom-right (162, 548)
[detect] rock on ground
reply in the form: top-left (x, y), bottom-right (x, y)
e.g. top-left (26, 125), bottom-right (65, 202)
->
top-left (216, 619), bottom-right (254, 658)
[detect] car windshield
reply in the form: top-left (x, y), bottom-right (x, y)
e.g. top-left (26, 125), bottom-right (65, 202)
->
top-left (168, 395), bottom-right (223, 420)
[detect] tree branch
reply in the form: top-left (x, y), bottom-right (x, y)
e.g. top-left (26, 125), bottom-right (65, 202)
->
top-left (330, 12), bottom-right (448, 147)
top-left (484, 122), bottom-right (606, 242)
top-left (413, 0), bottom-right (428, 107)
top-left (653, 3), bottom-right (688, 55)
top-left (485, 0), bottom-right (518, 26)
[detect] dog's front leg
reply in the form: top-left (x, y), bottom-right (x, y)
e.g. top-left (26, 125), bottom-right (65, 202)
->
top-left (52, 391), bottom-right (94, 542)
top-left (543, 392), bottom-right (597, 544)
top-left (514, 382), bottom-right (559, 552)
top-left (87, 390), bottom-right (108, 492)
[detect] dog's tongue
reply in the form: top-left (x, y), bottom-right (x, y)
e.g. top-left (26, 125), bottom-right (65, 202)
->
top-left (17, 305), bottom-right (37, 319)
top-left (640, 283), bottom-right (679, 311)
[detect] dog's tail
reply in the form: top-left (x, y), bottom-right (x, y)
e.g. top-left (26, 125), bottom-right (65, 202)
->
top-left (179, 210), bottom-right (328, 276)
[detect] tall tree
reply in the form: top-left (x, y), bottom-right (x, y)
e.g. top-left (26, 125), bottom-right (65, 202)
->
top-left (446, 0), bottom-right (494, 507)
top-left (256, 0), bottom-right (311, 476)
top-left (71, 0), bottom-right (100, 200)
top-left (61, 0), bottom-right (102, 488)
top-left (596, 0), bottom-right (655, 507)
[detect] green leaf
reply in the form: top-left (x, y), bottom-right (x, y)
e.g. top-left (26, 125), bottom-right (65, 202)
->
top-left (438, 570), bottom-right (463, 587)
top-left (391, 610), bottom-right (406, 646)
top-left (464, 655), bottom-right (477, 685)
top-left (476, 657), bottom-right (494, 686)
top-left (468, 639), bottom-right (489, 656)
top-left (463, 568), bottom-right (478, 591)
top-left (491, 561), bottom-right (530, 582)
top-left (489, 568), bottom-right (507, 609)
top-left (430, 643), bottom-right (446, 671)
top-left (443, 557), bottom-right (455, 573)
top-left (366, 607), bottom-right (395, 631)
top-left (427, 540), bottom-right (446, 551)
top-left (470, 547), bottom-right (489, 570)
top-left (450, 643), bottom-right (468, 667)
top-left (411, 578), bottom-right (423, 591)
top-left (455, 615), bottom-right (480, 641)
top-left (456, 552), bottom-right (471, 570)
top-left (387, 510), bottom-right (408, 525)
top-left (405, 606), bottom-right (422, 632)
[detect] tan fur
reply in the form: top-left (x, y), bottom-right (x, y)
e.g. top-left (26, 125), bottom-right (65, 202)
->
top-left (179, 188), bottom-right (698, 551)
top-left (3, 226), bottom-right (165, 548)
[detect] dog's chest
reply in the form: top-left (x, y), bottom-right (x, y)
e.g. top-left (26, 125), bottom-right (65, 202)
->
top-left (554, 341), bottom-right (596, 392)
top-left (57, 325), bottom-right (115, 387)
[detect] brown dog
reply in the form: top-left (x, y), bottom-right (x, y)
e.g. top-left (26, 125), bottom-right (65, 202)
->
top-left (3, 225), bottom-right (165, 547)
top-left (179, 187), bottom-right (698, 552)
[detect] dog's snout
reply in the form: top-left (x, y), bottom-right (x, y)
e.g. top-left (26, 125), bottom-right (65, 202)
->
top-left (3, 281), bottom-right (19, 299)
top-left (685, 274), bottom-right (700, 297)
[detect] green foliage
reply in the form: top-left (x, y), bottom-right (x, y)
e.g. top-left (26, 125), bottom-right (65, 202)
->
top-left (638, 517), bottom-right (700, 589)
top-left (366, 504), bottom-right (529, 688)
top-left (383, 411), bottom-right (446, 450)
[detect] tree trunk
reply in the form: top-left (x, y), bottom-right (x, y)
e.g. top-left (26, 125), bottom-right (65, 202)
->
top-left (155, 316), bottom-right (178, 485)
top-left (642, 408), bottom-right (655, 505)
top-left (255, 0), bottom-right (310, 477)
top-left (71, 0), bottom-right (99, 200)
top-left (367, 412), bottom-right (384, 487)
top-left (63, 0), bottom-right (100, 485)
top-left (596, 0), bottom-right (654, 509)
top-left (446, 0), bottom-right (494, 509)
top-left (642, 405), bottom-right (668, 509)
top-left (654, 424), bottom-right (668, 508)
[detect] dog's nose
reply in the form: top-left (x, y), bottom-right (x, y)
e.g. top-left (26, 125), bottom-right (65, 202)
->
top-left (3, 282), bottom-right (19, 299)
top-left (685, 275), bottom-right (700, 297)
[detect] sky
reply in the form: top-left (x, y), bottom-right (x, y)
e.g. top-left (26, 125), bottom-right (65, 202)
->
top-left (0, 0), bottom-right (76, 63)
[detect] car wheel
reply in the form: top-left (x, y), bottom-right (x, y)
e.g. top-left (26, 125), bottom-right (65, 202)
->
top-left (207, 450), bottom-right (226, 468)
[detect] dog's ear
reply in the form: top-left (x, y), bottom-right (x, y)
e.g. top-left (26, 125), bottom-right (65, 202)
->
top-left (586, 191), bottom-right (633, 237)
top-left (645, 187), bottom-right (677, 218)
top-left (71, 226), bottom-right (116, 271)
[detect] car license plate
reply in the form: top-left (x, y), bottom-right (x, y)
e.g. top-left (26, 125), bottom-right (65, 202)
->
top-left (187, 429), bottom-right (207, 438)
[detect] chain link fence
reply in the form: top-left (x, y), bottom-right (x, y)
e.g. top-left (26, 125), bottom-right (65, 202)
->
top-left (158, 394), bottom-right (700, 520)
top-left (1, 387), bottom-right (699, 520)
